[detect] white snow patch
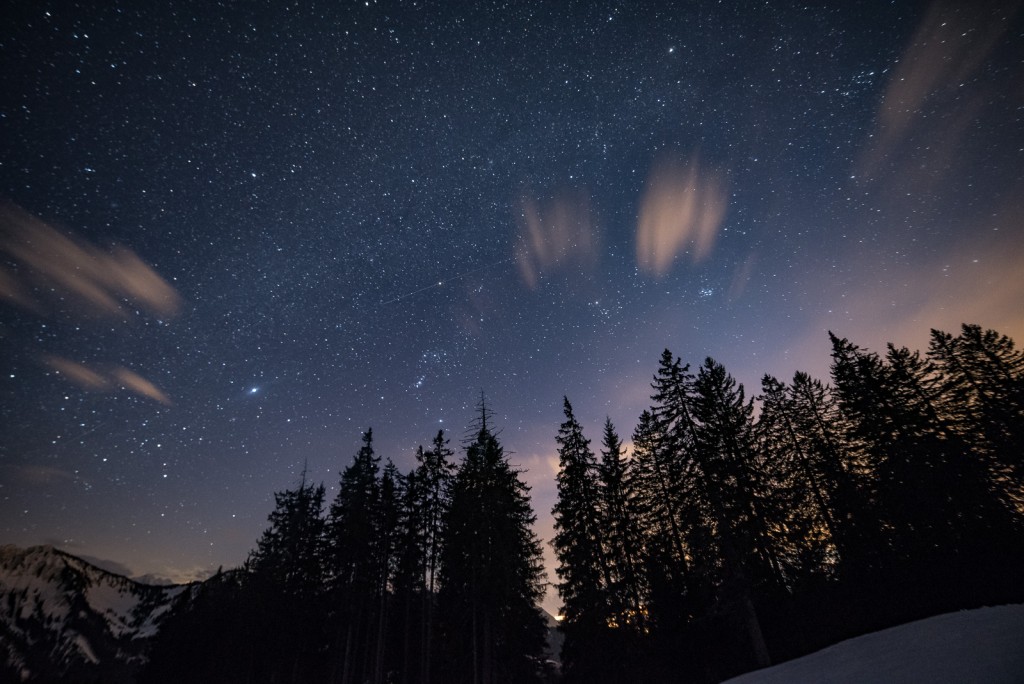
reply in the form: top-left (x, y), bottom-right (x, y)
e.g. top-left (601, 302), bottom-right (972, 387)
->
top-left (85, 580), bottom-right (140, 638)
top-left (72, 634), bottom-right (98, 664)
top-left (724, 604), bottom-right (1024, 684)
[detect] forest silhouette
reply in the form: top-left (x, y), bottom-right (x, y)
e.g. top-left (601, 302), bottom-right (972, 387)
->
top-left (142, 324), bottom-right (1024, 684)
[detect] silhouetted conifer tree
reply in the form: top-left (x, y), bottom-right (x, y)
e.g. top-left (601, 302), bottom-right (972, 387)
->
top-left (756, 374), bottom-right (844, 582)
top-left (438, 400), bottom-right (548, 684)
top-left (371, 460), bottom-right (404, 682)
top-left (551, 398), bottom-right (614, 682)
top-left (691, 358), bottom-right (772, 668)
top-left (392, 431), bottom-right (454, 684)
top-left (327, 428), bottom-right (383, 684)
top-left (784, 371), bottom-right (868, 574)
top-left (929, 324), bottom-right (1024, 515)
top-left (883, 344), bottom-right (999, 553)
top-left (830, 335), bottom-right (994, 570)
top-left (629, 408), bottom-right (700, 630)
top-left (648, 352), bottom-right (699, 579)
top-left (553, 398), bottom-right (607, 622)
top-left (248, 469), bottom-right (328, 601)
top-left (597, 417), bottom-right (646, 632)
top-left (827, 334), bottom-right (897, 572)
top-left (245, 472), bottom-right (329, 683)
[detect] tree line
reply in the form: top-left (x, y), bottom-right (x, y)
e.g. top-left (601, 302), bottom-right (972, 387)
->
top-left (141, 323), bottom-right (1023, 683)
top-left (551, 324), bottom-right (1024, 683)
top-left (143, 402), bottom-right (552, 684)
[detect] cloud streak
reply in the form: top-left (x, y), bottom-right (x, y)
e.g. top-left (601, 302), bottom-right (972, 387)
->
top-left (636, 156), bottom-right (728, 277)
top-left (0, 203), bottom-right (181, 319)
top-left (515, 188), bottom-right (600, 289)
top-left (856, 1), bottom-right (1019, 188)
top-left (43, 355), bottom-right (172, 404)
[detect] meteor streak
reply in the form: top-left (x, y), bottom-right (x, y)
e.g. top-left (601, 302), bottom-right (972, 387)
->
top-left (379, 256), bottom-right (514, 306)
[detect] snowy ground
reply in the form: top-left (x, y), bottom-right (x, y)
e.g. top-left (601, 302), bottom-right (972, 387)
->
top-left (724, 604), bottom-right (1024, 684)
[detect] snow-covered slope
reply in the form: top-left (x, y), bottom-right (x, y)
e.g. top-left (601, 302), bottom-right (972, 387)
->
top-left (724, 604), bottom-right (1024, 684)
top-left (0, 544), bottom-right (189, 683)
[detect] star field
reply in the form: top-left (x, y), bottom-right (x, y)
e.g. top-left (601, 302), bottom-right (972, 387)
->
top-left (2, 1), bottom-right (1023, 607)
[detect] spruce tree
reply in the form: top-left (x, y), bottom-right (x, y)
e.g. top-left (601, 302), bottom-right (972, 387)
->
top-left (785, 370), bottom-right (868, 575)
top-left (691, 358), bottom-right (772, 668)
top-left (247, 470), bottom-right (328, 599)
top-left (628, 408), bottom-right (697, 629)
top-left (438, 401), bottom-right (548, 684)
top-left (883, 344), bottom-right (990, 551)
top-left (551, 398), bottom-right (613, 681)
top-left (371, 460), bottom-right (404, 683)
top-left (246, 473), bottom-right (330, 683)
top-left (327, 429), bottom-right (383, 684)
top-left (597, 417), bottom-right (646, 631)
top-left (419, 430), bottom-right (455, 605)
top-left (928, 324), bottom-right (1024, 515)
top-left (649, 351), bottom-right (699, 557)
top-left (755, 373), bottom-right (857, 582)
top-left (392, 430), bottom-right (455, 684)
top-left (827, 334), bottom-right (895, 571)
top-left (830, 334), bottom-right (994, 570)
top-left (392, 459), bottom-right (425, 683)
top-left (755, 374), bottom-right (835, 583)
top-left (552, 397), bottom-right (607, 625)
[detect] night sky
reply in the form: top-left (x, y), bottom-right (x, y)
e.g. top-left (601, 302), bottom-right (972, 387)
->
top-left (2, 1), bottom-right (1022, 613)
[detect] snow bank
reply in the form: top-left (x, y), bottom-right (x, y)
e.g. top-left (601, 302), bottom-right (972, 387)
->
top-left (724, 604), bottom-right (1024, 684)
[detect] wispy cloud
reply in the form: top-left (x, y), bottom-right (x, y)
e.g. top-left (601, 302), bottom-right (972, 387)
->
top-left (42, 356), bottom-right (111, 390)
top-left (2, 464), bottom-right (76, 485)
top-left (515, 188), bottom-right (600, 289)
top-left (43, 356), bottom-right (172, 404)
top-left (0, 203), bottom-right (181, 318)
top-left (856, 1), bottom-right (1019, 190)
top-left (636, 156), bottom-right (728, 276)
top-left (111, 366), bottom-right (172, 405)
top-left (1, 205), bottom-right (179, 404)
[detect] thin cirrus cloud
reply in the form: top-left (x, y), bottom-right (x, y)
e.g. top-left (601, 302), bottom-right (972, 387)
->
top-left (43, 356), bottom-right (172, 405)
top-left (514, 188), bottom-right (600, 290)
top-left (806, 2), bottom-right (1024, 370)
top-left (635, 156), bottom-right (729, 277)
top-left (757, 4), bottom-right (1024, 391)
top-left (855, 1), bottom-right (1017, 190)
top-left (0, 203), bottom-right (181, 319)
top-left (1, 204), bottom-right (179, 404)
top-left (513, 158), bottom-right (729, 288)
top-left (111, 366), bottom-right (173, 405)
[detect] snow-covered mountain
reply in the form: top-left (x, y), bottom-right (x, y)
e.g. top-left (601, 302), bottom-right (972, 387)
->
top-left (0, 544), bottom-right (190, 683)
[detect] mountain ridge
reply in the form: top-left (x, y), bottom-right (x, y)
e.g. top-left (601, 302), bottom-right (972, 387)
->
top-left (0, 544), bottom-right (192, 683)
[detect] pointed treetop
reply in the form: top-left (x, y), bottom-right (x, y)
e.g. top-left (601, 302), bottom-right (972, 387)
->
top-left (467, 390), bottom-right (498, 443)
